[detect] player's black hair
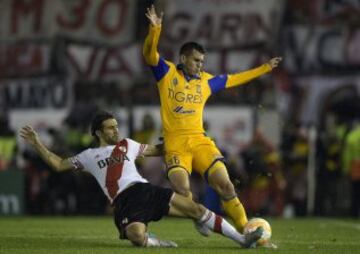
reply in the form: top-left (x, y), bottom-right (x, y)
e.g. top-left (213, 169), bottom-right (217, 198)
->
top-left (90, 111), bottom-right (115, 142)
top-left (179, 42), bottom-right (206, 56)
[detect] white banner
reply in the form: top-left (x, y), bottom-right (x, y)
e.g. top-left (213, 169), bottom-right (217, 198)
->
top-left (164, 0), bottom-right (284, 48)
top-left (1, 76), bottom-right (73, 109)
top-left (0, 0), bottom-right (135, 44)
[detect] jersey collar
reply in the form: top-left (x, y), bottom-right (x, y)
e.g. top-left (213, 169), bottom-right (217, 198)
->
top-left (177, 64), bottom-right (201, 81)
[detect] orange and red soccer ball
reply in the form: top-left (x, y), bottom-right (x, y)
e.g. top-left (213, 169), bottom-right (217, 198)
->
top-left (244, 218), bottom-right (272, 246)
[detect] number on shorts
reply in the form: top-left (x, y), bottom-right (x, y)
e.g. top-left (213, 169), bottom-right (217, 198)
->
top-left (167, 156), bottom-right (180, 167)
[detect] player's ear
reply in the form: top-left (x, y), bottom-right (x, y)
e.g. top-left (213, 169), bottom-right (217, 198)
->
top-left (180, 54), bottom-right (186, 64)
top-left (95, 130), bottom-right (102, 139)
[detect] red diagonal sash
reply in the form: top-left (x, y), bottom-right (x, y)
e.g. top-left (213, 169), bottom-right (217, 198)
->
top-left (106, 139), bottom-right (128, 199)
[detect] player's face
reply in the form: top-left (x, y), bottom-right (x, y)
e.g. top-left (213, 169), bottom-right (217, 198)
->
top-left (100, 118), bottom-right (119, 145)
top-left (181, 50), bottom-right (204, 77)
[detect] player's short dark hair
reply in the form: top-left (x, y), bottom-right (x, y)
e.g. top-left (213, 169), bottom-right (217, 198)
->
top-left (90, 111), bottom-right (115, 140)
top-left (179, 42), bottom-right (206, 56)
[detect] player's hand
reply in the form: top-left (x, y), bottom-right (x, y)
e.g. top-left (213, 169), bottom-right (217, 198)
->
top-left (19, 125), bottom-right (40, 146)
top-left (268, 57), bottom-right (282, 69)
top-left (145, 4), bottom-right (163, 26)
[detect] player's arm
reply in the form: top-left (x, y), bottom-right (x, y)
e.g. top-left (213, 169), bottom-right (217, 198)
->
top-left (143, 5), bottom-right (163, 66)
top-left (141, 144), bottom-right (164, 157)
top-left (19, 125), bottom-right (74, 172)
top-left (208, 57), bottom-right (282, 93)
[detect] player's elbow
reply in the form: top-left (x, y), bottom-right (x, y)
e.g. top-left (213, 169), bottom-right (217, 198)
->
top-left (54, 165), bottom-right (66, 173)
top-left (142, 46), bottom-right (159, 66)
top-left (142, 44), bottom-right (152, 61)
top-left (56, 160), bottom-right (73, 172)
top-left (143, 52), bottom-right (157, 66)
top-left (142, 46), bottom-right (149, 58)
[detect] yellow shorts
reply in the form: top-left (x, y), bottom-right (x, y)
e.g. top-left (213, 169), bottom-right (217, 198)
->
top-left (164, 133), bottom-right (224, 177)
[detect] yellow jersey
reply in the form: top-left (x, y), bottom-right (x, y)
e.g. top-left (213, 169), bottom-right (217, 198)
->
top-left (143, 25), bottom-right (272, 136)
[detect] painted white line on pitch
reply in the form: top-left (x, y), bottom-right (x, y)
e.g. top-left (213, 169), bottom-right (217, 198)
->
top-left (332, 221), bottom-right (360, 231)
top-left (277, 240), bottom-right (360, 246)
top-left (1, 234), bottom-right (114, 240)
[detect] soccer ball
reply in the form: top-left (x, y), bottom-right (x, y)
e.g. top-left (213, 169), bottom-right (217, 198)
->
top-left (243, 218), bottom-right (272, 246)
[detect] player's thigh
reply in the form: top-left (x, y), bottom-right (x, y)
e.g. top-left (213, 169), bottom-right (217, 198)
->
top-left (165, 153), bottom-right (192, 174)
top-left (192, 138), bottom-right (223, 176)
top-left (113, 183), bottom-right (172, 238)
top-left (164, 135), bottom-right (192, 173)
top-left (165, 142), bottom-right (192, 195)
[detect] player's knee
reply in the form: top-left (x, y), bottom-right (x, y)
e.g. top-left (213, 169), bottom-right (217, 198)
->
top-left (182, 198), bottom-right (206, 219)
top-left (175, 187), bottom-right (192, 198)
top-left (192, 204), bottom-right (206, 219)
top-left (126, 228), bottom-right (145, 246)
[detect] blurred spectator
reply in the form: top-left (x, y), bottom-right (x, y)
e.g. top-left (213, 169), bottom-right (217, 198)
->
top-left (343, 119), bottom-right (360, 217)
top-left (133, 112), bottom-right (158, 144)
top-left (133, 113), bottom-right (168, 188)
top-left (240, 129), bottom-right (286, 217)
top-left (63, 103), bottom-right (97, 152)
top-left (0, 112), bottom-right (17, 171)
top-left (22, 123), bottom-right (54, 214)
top-left (281, 125), bottom-right (309, 216)
top-left (315, 123), bottom-right (343, 216)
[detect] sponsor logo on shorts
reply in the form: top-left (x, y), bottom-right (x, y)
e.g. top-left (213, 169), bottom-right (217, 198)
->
top-left (122, 218), bottom-right (128, 225)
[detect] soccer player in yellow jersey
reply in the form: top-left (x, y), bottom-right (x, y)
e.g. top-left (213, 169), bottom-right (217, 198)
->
top-left (143, 5), bottom-right (282, 234)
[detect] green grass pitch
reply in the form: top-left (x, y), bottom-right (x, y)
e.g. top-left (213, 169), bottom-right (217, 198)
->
top-left (0, 217), bottom-right (359, 254)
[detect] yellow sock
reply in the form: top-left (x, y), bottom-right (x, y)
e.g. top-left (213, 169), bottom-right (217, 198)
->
top-left (222, 197), bottom-right (248, 232)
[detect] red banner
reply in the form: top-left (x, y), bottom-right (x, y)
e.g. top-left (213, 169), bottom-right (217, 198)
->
top-left (0, 0), bottom-right (135, 44)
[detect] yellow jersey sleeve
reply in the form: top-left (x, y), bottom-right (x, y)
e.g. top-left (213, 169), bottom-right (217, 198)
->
top-left (226, 63), bottom-right (272, 88)
top-left (143, 24), bottom-right (162, 66)
top-left (208, 64), bottom-right (272, 94)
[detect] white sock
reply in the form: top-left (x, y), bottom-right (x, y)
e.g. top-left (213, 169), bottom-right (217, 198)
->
top-left (199, 210), bottom-right (246, 245)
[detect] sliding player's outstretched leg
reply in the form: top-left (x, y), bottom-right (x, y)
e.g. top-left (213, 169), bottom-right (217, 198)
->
top-left (168, 167), bottom-right (211, 237)
top-left (198, 209), bottom-right (263, 248)
top-left (168, 193), bottom-right (262, 248)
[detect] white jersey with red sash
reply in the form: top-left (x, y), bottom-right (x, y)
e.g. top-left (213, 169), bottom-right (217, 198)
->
top-left (69, 138), bottom-right (148, 204)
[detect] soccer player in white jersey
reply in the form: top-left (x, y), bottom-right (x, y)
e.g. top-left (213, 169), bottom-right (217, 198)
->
top-left (20, 111), bottom-right (262, 248)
